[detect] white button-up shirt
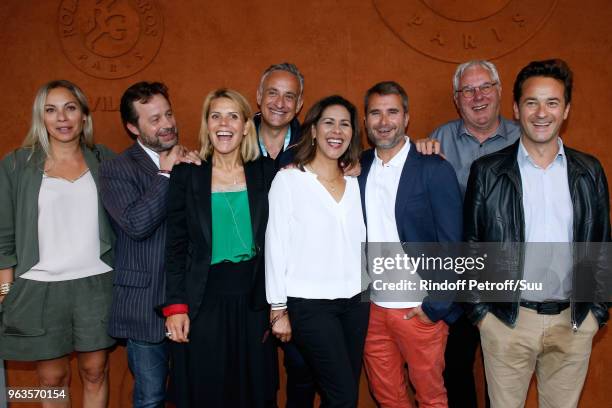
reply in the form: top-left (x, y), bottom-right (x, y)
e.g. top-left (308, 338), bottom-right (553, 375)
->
top-left (265, 169), bottom-right (366, 306)
top-left (366, 137), bottom-right (421, 308)
top-left (138, 139), bottom-right (170, 178)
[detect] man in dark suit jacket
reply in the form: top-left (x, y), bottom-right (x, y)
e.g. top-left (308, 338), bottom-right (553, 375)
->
top-left (358, 81), bottom-right (463, 407)
top-left (99, 82), bottom-right (199, 408)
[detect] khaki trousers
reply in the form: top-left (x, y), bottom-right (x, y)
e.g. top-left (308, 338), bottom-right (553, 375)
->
top-left (479, 306), bottom-right (599, 408)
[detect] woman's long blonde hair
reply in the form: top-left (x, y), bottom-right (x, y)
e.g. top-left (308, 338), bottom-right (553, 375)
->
top-left (198, 88), bottom-right (260, 162)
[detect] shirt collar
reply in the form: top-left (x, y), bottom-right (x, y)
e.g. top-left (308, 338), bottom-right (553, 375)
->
top-left (459, 116), bottom-right (510, 141)
top-left (257, 124), bottom-right (292, 157)
top-left (517, 137), bottom-right (566, 169)
top-left (374, 136), bottom-right (411, 168)
top-left (137, 139), bottom-right (161, 169)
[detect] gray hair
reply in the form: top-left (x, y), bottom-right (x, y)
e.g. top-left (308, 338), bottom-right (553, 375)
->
top-left (453, 60), bottom-right (501, 92)
top-left (258, 62), bottom-right (304, 98)
top-left (22, 79), bottom-right (94, 159)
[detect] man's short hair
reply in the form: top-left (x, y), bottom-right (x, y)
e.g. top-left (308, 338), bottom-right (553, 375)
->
top-left (258, 62), bottom-right (304, 98)
top-left (453, 60), bottom-right (501, 93)
top-left (364, 81), bottom-right (409, 114)
top-left (513, 59), bottom-right (573, 104)
top-left (120, 81), bottom-right (170, 139)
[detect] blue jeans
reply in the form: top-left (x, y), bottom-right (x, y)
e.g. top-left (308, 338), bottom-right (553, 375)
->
top-left (127, 339), bottom-right (169, 408)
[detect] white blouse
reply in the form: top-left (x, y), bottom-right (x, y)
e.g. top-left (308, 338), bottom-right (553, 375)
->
top-left (20, 171), bottom-right (112, 281)
top-left (265, 168), bottom-right (366, 306)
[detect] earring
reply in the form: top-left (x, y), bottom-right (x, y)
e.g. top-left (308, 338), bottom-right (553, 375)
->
top-left (311, 137), bottom-right (315, 146)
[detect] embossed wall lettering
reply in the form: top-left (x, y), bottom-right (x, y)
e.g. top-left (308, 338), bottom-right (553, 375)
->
top-left (58, 0), bottom-right (164, 79)
top-left (91, 96), bottom-right (120, 112)
top-left (373, 0), bottom-right (558, 63)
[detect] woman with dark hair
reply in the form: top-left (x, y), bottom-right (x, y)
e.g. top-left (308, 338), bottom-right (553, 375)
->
top-left (0, 80), bottom-right (115, 407)
top-left (265, 95), bottom-right (369, 407)
top-left (163, 88), bottom-right (277, 407)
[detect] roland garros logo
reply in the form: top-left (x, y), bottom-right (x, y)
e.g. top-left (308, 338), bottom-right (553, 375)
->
top-left (58, 0), bottom-right (164, 79)
top-left (373, 0), bottom-right (558, 63)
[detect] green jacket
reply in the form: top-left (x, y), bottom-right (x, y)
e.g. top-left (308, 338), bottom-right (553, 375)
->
top-left (0, 144), bottom-right (116, 278)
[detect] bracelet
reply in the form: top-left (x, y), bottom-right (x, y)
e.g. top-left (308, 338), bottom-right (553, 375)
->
top-left (271, 302), bottom-right (287, 310)
top-left (0, 282), bottom-right (13, 296)
top-left (269, 309), bottom-right (288, 329)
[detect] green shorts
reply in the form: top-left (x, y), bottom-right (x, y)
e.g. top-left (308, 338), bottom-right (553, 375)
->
top-left (0, 272), bottom-right (115, 361)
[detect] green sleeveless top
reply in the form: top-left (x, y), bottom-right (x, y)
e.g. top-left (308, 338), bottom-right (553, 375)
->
top-left (210, 189), bottom-right (255, 264)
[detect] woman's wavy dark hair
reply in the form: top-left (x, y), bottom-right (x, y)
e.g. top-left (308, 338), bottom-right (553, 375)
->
top-left (293, 95), bottom-right (361, 170)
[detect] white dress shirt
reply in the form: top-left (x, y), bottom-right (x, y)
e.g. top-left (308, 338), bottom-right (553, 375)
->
top-left (366, 137), bottom-right (421, 308)
top-left (265, 168), bottom-right (366, 306)
top-left (138, 139), bottom-right (170, 178)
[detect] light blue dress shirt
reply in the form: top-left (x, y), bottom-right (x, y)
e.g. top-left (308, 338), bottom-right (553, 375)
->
top-left (518, 138), bottom-right (573, 301)
top-left (429, 117), bottom-right (520, 197)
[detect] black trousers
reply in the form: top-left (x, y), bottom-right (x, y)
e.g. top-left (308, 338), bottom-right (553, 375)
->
top-left (280, 340), bottom-right (316, 408)
top-left (443, 313), bottom-right (488, 408)
top-left (288, 293), bottom-right (369, 408)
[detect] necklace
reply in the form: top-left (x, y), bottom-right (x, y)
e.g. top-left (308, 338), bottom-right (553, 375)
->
top-left (220, 191), bottom-right (249, 250)
top-left (307, 165), bottom-right (343, 192)
top-left (211, 165), bottom-right (243, 190)
top-left (212, 158), bottom-right (243, 187)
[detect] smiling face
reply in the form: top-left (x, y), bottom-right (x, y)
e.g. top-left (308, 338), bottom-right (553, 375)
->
top-left (128, 94), bottom-right (178, 152)
top-left (514, 76), bottom-right (570, 149)
top-left (43, 87), bottom-right (87, 146)
top-left (312, 104), bottom-right (353, 161)
top-left (207, 97), bottom-right (249, 156)
top-left (365, 93), bottom-right (408, 153)
top-left (455, 64), bottom-right (501, 136)
top-left (257, 70), bottom-right (303, 129)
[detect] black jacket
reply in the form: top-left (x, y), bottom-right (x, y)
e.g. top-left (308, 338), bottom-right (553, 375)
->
top-left (253, 113), bottom-right (302, 169)
top-left (164, 157), bottom-right (276, 318)
top-left (463, 140), bottom-right (610, 329)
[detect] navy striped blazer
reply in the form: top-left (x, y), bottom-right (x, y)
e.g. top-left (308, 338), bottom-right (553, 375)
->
top-left (99, 143), bottom-right (170, 342)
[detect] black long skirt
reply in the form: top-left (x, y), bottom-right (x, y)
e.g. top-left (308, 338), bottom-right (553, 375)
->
top-left (169, 259), bottom-right (277, 408)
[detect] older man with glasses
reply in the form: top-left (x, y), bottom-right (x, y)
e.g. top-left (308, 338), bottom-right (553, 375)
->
top-left (416, 60), bottom-right (520, 407)
top-left (419, 60), bottom-right (520, 197)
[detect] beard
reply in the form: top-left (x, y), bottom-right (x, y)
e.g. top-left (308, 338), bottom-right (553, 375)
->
top-left (367, 127), bottom-right (404, 150)
top-left (140, 127), bottom-right (179, 152)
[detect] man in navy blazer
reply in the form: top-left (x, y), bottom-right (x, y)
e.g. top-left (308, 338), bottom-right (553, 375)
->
top-left (99, 82), bottom-right (199, 408)
top-left (359, 81), bottom-right (463, 407)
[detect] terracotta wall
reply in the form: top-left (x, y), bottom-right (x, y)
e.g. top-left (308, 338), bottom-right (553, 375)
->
top-left (1, 1), bottom-right (610, 406)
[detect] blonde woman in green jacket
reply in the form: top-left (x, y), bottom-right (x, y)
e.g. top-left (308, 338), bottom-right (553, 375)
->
top-left (0, 80), bottom-right (115, 408)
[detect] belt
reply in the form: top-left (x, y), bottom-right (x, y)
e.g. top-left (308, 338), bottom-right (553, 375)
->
top-left (520, 301), bottom-right (570, 315)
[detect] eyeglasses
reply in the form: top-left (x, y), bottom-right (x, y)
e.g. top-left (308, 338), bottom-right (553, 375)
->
top-left (456, 82), bottom-right (498, 98)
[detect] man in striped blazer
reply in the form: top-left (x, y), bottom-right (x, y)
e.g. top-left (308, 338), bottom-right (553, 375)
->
top-left (99, 82), bottom-right (199, 408)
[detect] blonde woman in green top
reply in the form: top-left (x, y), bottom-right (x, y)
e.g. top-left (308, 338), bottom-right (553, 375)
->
top-left (163, 88), bottom-right (277, 407)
